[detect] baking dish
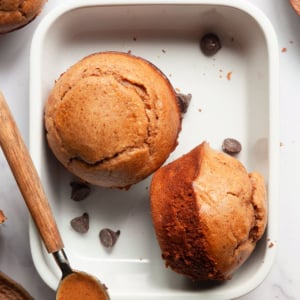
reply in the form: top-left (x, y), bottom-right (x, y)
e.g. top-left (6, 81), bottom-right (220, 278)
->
top-left (29, 1), bottom-right (279, 298)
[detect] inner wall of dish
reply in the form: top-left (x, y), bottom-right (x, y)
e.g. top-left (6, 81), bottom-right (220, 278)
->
top-left (39, 4), bottom-right (270, 294)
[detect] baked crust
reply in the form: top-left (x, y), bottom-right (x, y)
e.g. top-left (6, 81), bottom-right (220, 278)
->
top-left (45, 52), bottom-right (181, 188)
top-left (0, 0), bottom-right (46, 34)
top-left (150, 142), bottom-right (267, 280)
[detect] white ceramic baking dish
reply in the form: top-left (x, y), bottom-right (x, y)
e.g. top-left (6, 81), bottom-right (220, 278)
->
top-left (29, 0), bottom-right (279, 299)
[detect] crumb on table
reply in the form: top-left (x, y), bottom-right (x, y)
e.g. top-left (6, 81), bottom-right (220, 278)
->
top-left (226, 71), bottom-right (232, 80)
top-left (0, 210), bottom-right (7, 224)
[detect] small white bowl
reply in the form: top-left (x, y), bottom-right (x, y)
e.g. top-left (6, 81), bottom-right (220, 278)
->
top-left (29, 1), bottom-right (279, 299)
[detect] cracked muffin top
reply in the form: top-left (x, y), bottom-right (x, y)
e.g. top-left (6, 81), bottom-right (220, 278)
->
top-left (0, 0), bottom-right (46, 34)
top-left (150, 142), bottom-right (267, 281)
top-left (44, 52), bottom-right (181, 188)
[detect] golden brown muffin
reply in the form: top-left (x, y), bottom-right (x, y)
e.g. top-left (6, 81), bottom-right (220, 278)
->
top-left (0, 271), bottom-right (33, 299)
top-left (45, 52), bottom-right (181, 188)
top-left (150, 142), bottom-right (267, 281)
top-left (290, 0), bottom-right (300, 15)
top-left (0, 0), bottom-right (46, 34)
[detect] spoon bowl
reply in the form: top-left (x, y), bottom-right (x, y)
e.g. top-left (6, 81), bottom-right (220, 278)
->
top-left (53, 250), bottom-right (109, 300)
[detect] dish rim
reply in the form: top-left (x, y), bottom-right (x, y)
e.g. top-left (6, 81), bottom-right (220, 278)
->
top-left (29, 0), bottom-right (279, 298)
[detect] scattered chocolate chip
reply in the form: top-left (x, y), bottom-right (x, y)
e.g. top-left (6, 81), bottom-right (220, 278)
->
top-left (200, 33), bottom-right (222, 56)
top-left (268, 242), bottom-right (274, 248)
top-left (70, 181), bottom-right (91, 201)
top-left (222, 138), bottom-right (242, 155)
top-left (99, 228), bottom-right (120, 248)
top-left (176, 93), bottom-right (192, 114)
top-left (70, 213), bottom-right (89, 233)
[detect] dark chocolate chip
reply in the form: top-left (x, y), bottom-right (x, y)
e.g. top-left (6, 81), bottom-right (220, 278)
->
top-left (99, 228), bottom-right (120, 248)
top-left (176, 93), bottom-right (192, 114)
top-left (222, 138), bottom-right (242, 155)
top-left (70, 181), bottom-right (91, 201)
top-left (70, 212), bottom-right (89, 233)
top-left (200, 33), bottom-right (222, 56)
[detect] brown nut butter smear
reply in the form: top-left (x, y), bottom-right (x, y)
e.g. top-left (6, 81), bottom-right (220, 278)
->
top-left (57, 272), bottom-right (109, 300)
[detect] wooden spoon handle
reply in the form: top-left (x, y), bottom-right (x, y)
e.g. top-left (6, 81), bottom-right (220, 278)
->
top-left (0, 91), bottom-right (64, 253)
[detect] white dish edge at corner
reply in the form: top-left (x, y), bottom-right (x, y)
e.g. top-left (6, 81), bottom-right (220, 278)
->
top-left (29, 0), bottom-right (279, 299)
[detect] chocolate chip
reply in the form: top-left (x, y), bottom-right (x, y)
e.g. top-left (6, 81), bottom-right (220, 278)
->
top-left (70, 213), bottom-right (89, 233)
top-left (99, 228), bottom-right (120, 248)
top-left (176, 93), bottom-right (192, 114)
top-left (200, 33), bottom-right (222, 56)
top-left (70, 181), bottom-right (91, 201)
top-left (222, 138), bottom-right (242, 155)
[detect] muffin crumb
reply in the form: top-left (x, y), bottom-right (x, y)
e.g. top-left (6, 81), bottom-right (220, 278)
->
top-left (0, 210), bottom-right (7, 224)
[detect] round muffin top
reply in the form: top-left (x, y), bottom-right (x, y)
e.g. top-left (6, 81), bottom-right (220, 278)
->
top-left (0, 0), bottom-right (45, 34)
top-left (45, 52), bottom-right (181, 188)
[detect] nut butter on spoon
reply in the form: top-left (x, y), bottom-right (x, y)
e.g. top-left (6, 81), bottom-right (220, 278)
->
top-left (0, 91), bottom-right (110, 300)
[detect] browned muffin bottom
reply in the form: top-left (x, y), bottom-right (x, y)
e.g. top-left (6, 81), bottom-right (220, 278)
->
top-left (45, 52), bottom-right (181, 188)
top-left (0, 0), bottom-right (46, 34)
top-left (150, 142), bottom-right (267, 281)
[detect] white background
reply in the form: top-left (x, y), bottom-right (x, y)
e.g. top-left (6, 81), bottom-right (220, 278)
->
top-left (0, 0), bottom-right (299, 299)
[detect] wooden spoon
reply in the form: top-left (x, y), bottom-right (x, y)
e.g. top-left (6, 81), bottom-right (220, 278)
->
top-left (0, 91), bottom-right (110, 300)
top-left (290, 0), bottom-right (300, 15)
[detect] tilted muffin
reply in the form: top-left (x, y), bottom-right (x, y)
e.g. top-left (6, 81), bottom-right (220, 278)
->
top-left (0, 0), bottom-right (46, 34)
top-left (45, 52), bottom-right (182, 188)
top-left (150, 142), bottom-right (267, 281)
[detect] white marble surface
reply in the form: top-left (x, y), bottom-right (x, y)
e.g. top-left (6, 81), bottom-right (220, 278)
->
top-left (0, 0), bottom-right (299, 299)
